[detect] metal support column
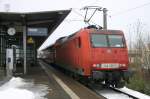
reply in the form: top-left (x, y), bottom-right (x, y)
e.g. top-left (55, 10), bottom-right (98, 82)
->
top-left (0, 32), bottom-right (2, 67)
top-left (103, 8), bottom-right (107, 29)
top-left (23, 26), bottom-right (27, 74)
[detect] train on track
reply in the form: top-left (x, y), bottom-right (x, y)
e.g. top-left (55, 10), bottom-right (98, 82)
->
top-left (43, 25), bottom-right (132, 88)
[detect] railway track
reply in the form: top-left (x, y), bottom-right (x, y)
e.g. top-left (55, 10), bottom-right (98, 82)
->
top-left (87, 84), bottom-right (139, 99)
top-left (43, 61), bottom-right (149, 99)
top-left (110, 87), bottom-right (138, 99)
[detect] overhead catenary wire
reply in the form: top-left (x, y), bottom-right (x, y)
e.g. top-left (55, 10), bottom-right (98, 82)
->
top-left (111, 1), bottom-right (150, 17)
top-left (89, 0), bottom-right (101, 6)
top-left (79, 0), bottom-right (101, 8)
top-left (71, 8), bottom-right (102, 26)
top-left (71, 9), bottom-right (85, 18)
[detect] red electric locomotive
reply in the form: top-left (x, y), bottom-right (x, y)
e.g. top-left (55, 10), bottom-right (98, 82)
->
top-left (52, 26), bottom-right (131, 88)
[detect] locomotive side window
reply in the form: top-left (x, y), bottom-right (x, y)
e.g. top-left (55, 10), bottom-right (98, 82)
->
top-left (91, 34), bottom-right (108, 47)
top-left (76, 37), bottom-right (81, 48)
top-left (108, 35), bottom-right (124, 47)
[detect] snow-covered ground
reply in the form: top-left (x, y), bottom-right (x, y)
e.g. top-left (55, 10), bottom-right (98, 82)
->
top-left (95, 86), bottom-right (150, 99)
top-left (0, 77), bottom-right (50, 99)
top-left (98, 89), bottom-right (132, 99)
top-left (118, 87), bottom-right (150, 99)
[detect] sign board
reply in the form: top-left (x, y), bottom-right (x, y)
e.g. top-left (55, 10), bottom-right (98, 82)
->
top-left (27, 27), bottom-right (48, 36)
top-left (27, 37), bottom-right (34, 44)
top-left (6, 49), bottom-right (14, 70)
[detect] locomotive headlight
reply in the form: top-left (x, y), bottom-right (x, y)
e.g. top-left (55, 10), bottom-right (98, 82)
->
top-left (93, 64), bottom-right (101, 68)
top-left (93, 64), bottom-right (97, 68)
top-left (122, 64), bottom-right (126, 67)
top-left (119, 64), bottom-right (126, 67)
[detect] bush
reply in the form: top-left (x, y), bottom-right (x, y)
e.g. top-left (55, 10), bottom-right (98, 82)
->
top-left (127, 72), bottom-right (150, 95)
top-left (144, 84), bottom-right (150, 95)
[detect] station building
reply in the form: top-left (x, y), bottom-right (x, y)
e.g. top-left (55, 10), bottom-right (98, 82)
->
top-left (0, 10), bottom-right (71, 76)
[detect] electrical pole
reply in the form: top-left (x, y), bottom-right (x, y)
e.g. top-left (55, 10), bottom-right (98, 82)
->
top-left (103, 8), bottom-right (107, 29)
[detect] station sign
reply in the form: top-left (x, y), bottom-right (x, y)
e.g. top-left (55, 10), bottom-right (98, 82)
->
top-left (27, 27), bottom-right (48, 36)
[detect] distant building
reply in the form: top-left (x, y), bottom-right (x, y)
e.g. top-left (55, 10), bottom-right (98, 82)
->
top-left (128, 49), bottom-right (141, 63)
top-left (128, 43), bottom-right (150, 69)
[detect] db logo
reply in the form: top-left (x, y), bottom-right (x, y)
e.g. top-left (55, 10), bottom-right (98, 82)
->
top-left (107, 49), bottom-right (112, 53)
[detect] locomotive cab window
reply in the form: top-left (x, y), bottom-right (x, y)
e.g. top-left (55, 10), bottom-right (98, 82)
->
top-left (108, 35), bottom-right (124, 47)
top-left (91, 34), bottom-right (108, 47)
top-left (91, 33), bottom-right (125, 48)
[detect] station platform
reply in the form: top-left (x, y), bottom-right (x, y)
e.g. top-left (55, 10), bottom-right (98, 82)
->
top-left (20, 60), bottom-right (105, 99)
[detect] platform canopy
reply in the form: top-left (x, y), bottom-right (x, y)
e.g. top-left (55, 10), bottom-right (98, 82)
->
top-left (0, 9), bottom-right (71, 48)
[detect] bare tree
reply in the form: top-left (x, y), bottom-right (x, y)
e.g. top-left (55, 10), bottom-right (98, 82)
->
top-left (143, 33), bottom-right (150, 73)
top-left (128, 24), bottom-right (133, 50)
top-left (131, 20), bottom-right (150, 74)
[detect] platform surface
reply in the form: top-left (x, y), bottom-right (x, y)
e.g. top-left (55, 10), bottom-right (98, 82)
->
top-left (38, 60), bottom-right (104, 99)
top-left (1, 60), bottom-right (104, 99)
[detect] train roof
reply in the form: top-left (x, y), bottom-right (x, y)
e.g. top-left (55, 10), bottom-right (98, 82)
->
top-left (44, 27), bottom-right (124, 51)
top-left (85, 29), bottom-right (124, 34)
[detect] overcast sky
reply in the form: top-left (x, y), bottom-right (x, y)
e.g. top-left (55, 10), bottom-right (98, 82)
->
top-left (0, 0), bottom-right (150, 50)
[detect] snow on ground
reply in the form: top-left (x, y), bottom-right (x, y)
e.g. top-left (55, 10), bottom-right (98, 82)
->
top-left (98, 89), bottom-right (132, 99)
top-left (118, 87), bottom-right (150, 99)
top-left (0, 77), bottom-right (50, 99)
top-left (98, 86), bottom-right (150, 99)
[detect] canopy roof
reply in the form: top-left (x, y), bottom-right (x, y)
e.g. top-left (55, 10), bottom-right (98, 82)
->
top-left (0, 9), bottom-right (71, 48)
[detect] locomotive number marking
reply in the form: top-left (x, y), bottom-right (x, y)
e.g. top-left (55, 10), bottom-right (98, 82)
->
top-left (101, 63), bottom-right (119, 68)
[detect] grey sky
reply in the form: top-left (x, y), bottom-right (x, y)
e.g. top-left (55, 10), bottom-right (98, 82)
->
top-left (0, 0), bottom-right (150, 50)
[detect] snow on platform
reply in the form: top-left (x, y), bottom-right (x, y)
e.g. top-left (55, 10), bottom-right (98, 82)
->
top-left (0, 77), bottom-right (50, 99)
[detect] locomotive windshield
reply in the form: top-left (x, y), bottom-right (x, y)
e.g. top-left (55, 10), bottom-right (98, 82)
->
top-left (91, 34), bottom-right (125, 47)
top-left (108, 35), bottom-right (124, 47)
top-left (91, 34), bottom-right (108, 47)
